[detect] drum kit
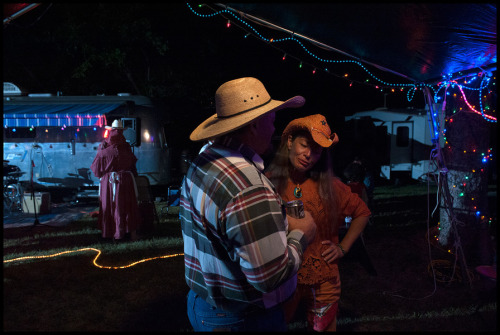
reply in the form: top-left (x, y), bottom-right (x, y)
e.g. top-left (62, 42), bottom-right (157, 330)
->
top-left (3, 160), bottom-right (26, 215)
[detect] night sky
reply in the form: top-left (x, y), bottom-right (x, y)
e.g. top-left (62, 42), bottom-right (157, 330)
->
top-left (3, 3), bottom-right (425, 137)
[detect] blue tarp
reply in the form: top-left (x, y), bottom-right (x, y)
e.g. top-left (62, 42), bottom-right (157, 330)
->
top-left (3, 103), bottom-right (122, 127)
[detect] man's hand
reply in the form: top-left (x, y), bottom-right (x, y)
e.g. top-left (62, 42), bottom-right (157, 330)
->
top-left (287, 210), bottom-right (316, 244)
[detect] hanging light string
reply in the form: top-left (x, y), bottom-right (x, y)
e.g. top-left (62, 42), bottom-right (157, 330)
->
top-left (186, 3), bottom-right (496, 120)
top-left (186, 4), bottom-right (426, 95)
top-left (436, 77), bottom-right (496, 122)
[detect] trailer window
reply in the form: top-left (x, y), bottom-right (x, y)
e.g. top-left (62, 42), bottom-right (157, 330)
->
top-left (396, 126), bottom-right (409, 147)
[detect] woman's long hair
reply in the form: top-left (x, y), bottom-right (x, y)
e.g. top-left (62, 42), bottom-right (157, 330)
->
top-left (266, 130), bottom-right (339, 237)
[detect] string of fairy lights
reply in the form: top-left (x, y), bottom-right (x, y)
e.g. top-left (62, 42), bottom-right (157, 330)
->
top-left (187, 3), bottom-right (424, 92)
top-left (422, 73), bottom-right (495, 285)
top-left (186, 3), bottom-right (496, 124)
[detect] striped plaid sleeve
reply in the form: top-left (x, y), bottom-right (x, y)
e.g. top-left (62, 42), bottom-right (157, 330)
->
top-left (222, 184), bottom-right (305, 293)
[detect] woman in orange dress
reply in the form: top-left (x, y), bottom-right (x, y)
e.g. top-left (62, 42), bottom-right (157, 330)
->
top-left (266, 114), bottom-right (371, 331)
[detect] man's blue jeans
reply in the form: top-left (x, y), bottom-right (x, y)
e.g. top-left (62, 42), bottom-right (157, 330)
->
top-left (187, 289), bottom-right (287, 331)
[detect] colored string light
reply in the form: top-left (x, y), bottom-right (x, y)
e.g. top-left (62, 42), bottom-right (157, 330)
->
top-left (437, 79), bottom-right (496, 122)
top-left (185, 3), bottom-right (426, 95)
top-left (186, 3), bottom-right (496, 112)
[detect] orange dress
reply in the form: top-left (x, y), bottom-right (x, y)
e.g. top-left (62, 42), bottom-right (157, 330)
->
top-left (282, 177), bottom-right (371, 293)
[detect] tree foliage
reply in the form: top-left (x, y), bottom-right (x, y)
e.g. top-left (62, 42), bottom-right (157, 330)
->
top-left (4, 4), bottom-right (171, 97)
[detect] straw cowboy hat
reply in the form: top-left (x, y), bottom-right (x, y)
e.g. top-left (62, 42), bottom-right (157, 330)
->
top-left (190, 77), bottom-right (305, 141)
top-left (282, 114), bottom-right (339, 148)
top-left (105, 119), bottom-right (126, 130)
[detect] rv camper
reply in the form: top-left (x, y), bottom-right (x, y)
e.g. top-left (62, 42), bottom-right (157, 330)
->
top-left (344, 105), bottom-right (444, 181)
top-left (3, 82), bottom-right (172, 199)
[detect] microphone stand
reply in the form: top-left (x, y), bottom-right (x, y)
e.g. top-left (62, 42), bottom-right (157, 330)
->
top-left (28, 158), bottom-right (51, 229)
top-left (31, 159), bottom-right (40, 226)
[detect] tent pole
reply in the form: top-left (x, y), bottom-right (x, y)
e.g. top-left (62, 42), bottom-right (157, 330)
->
top-left (215, 3), bottom-right (417, 82)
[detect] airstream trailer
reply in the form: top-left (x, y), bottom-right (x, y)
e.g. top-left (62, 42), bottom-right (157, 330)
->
top-left (3, 83), bottom-right (172, 200)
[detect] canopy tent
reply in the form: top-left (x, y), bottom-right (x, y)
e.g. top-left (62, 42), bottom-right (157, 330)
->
top-left (187, 3), bottom-right (496, 128)
top-left (208, 3), bottom-right (496, 85)
top-left (2, 103), bottom-right (120, 127)
top-left (196, 4), bottom-right (496, 274)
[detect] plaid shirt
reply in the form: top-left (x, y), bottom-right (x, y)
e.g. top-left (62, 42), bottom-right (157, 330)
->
top-left (180, 136), bottom-right (307, 311)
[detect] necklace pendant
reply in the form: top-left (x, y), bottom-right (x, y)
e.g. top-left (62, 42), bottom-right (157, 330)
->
top-left (294, 185), bottom-right (302, 198)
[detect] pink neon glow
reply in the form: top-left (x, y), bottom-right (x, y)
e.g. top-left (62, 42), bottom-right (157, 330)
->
top-left (450, 80), bottom-right (496, 121)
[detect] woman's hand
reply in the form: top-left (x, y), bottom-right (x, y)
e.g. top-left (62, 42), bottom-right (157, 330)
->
top-left (320, 240), bottom-right (344, 264)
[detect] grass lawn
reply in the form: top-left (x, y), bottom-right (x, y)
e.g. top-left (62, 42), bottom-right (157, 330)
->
top-left (4, 205), bottom-right (190, 332)
top-left (3, 183), bottom-right (497, 331)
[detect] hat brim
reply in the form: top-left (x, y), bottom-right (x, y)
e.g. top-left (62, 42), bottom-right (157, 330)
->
top-left (312, 132), bottom-right (339, 148)
top-left (282, 124), bottom-right (339, 148)
top-left (105, 126), bottom-right (126, 130)
top-left (190, 95), bottom-right (305, 141)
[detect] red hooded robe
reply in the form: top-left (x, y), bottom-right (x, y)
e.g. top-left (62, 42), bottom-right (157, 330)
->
top-left (90, 129), bottom-right (140, 239)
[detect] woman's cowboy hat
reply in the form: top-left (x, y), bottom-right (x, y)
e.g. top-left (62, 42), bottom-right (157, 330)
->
top-left (105, 119), bottom-right (126, 130)
top-left (190, 77), bottom-right (305, 141)
top-left (282, 114), bottom-right (339, 148)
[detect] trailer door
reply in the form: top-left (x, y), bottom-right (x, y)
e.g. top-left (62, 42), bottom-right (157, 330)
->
top-left (391, 121), bottom-right (413, 169)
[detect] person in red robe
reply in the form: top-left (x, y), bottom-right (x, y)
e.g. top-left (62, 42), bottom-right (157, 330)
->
top-left (91, 119), bottom-right (140, 241)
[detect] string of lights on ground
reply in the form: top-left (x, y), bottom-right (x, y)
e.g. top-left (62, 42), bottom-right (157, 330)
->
top-left (4, 248), bottom-right (184, 269)
top-left (4, 247), bottom-right (495, 326)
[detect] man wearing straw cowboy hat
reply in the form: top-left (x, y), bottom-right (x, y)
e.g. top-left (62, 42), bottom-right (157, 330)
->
top-left (180, 77), bottom-right (317, 331)
top-left (91, 119), bottom-right (140, 241)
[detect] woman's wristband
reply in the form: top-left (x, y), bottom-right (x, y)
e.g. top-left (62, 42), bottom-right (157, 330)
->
top-left (337, 243), bottom-right (346, 256)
